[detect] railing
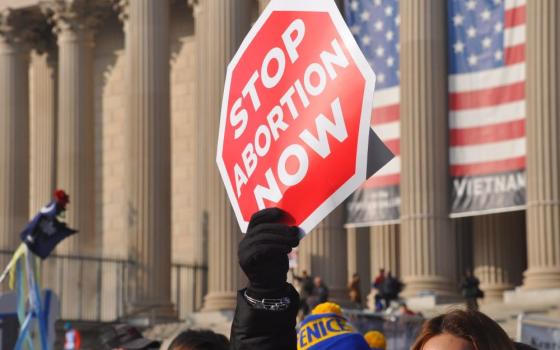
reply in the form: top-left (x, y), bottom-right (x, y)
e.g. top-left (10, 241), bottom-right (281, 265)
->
top-left (172, 262), bottom-right (208, 320)
top-left (0, 250), bottom-right (207, 322)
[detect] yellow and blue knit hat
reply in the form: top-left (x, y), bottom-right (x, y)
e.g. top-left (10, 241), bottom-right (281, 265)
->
top-left (297, 303), bottom-right (370, 350)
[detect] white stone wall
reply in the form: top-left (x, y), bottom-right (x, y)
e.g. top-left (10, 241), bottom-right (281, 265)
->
top-left (91, 7), bottom-right (198, 319)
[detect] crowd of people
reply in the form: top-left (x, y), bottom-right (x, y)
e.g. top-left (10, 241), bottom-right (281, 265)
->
top-left (95, 208), bottom-right (533, 350)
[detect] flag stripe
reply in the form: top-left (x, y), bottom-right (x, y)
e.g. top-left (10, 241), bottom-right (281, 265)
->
top-left (450, 156), bottom-right (526, 177)
top-left (449, 100), bottom-right (525, 129)
top-left (505, 44), bottom-right (525, 65)
top-left (449, 63), bottom-right (524, 93)
top-left (363, 174), bottom-right (400, 188)
top-left (505, 0), bottom-right (526, 11)
top-left (372, 104), bottom-right (399, 125)
top-left (372, 122), bottom-right (399, 140)
top-left (449, 81), bottom-right (524, 110)
top-left (450, 119), bottom-right (525, 146)
top-left (373, 87), bottom-right (400, 107)
top-left (505, 5), bottom-right (526, 28)
top-left (450, 138), bottom-right (526, 164)
top-left (504, 25), bottom-right (525, 46)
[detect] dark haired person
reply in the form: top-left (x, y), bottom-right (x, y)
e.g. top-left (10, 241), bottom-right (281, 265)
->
top-left (412, 309), bottom-right (530, 350)
top-left (168, 330), bottom-right (229, 350)
top-left (460, 270), bottom-right (483, 311)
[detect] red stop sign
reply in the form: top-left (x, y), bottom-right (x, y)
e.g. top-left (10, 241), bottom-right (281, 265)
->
top-left (217, 0), bottom-right (376, 234)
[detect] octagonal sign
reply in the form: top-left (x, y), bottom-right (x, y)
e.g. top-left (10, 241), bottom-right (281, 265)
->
top-left (217, 0), bottom-right (380, 234)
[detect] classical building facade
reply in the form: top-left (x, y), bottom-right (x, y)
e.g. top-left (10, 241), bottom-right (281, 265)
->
top-left (0, 0), bottom-right (558, 323)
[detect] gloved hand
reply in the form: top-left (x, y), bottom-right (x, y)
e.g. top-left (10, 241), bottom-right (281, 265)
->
top-left (238, 208), bottom-right (300, 298)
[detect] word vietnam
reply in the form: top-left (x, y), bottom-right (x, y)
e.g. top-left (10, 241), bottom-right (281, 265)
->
top-left (230, 18), bottom-right (351, 209)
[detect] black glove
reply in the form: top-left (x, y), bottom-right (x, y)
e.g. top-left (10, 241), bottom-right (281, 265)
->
top-left (238, 208), bottom-right (300, 298)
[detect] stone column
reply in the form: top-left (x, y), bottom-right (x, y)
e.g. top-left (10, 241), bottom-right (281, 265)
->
top-left (42, 0), bottom-right (101, 319)
top-left (44, 0), bottom-right (99, 256)
top-left (29, 47), bottom-right (57, 213)
top-left (523, 0), bottom-right (560, 289)
top-left (299, 206), bottom-right (348, 301)
top-left (366, 224), bottom-right (399, 308)
top-left (120, 0), bottom-right (175, 318)
top-left (453, 218), bottom-right (473, 286)
top-left (28, 33), bottom-right (58, 294)
top-left (399, 0), bottom-right (457, 296)
top-left (347, 226), bottom-right (370, 306)
top-left (195, 0), bottom-right (253, 311)
top-left (0, 10), bottom-right (30, 284)
top-left (473, 212), bottom-right (525, 301)
top-left (184, 2), bottom-right (208, 313)
top-left (370, 224), bottom-right (400, 278)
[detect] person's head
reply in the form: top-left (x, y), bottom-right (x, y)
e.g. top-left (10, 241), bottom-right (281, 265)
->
top-left (168, 329), bottom-right (229, 350)
top-left (100, 324), bottom-right (161, 350)
top-left (302, 270), bottom-right (308, 277)
top-left (386, 271), bottom-right (392, 278)
top-left (63, 322), bottom-right (72, 331)
top-left (379, 268), bottom-right (385, 276)
top-left (314, 276), bottom-right (322, 287)
top-left (352, 273), bottom-right (360, 281)
top-left (411, 309), bottom-right (515, 350)
top-left (465, 269), bottom-right (472, 277)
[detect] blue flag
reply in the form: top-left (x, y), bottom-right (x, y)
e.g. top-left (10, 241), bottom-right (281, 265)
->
top-left (20, 201), bottom-right (78, 259)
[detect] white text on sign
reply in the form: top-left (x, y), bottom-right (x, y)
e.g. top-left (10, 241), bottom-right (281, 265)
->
top-left (230, 19), bottom-right (350, 209)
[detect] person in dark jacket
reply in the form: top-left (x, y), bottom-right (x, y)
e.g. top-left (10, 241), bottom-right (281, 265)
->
top-left (461, 269), bottom-right (483, 311)
top-left (380, 272), bottom-right (403, 308)
top-left (230, 208), bottom-right (300, 350)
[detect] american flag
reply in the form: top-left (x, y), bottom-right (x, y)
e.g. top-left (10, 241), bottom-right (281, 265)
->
top-left (448, 0), bottom-right (526, 179)
top-left (345, 0), bottom-right (401, 190)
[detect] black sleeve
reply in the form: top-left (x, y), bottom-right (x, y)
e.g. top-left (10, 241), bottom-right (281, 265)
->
top-left (230, 284), bottom-right (299, 350)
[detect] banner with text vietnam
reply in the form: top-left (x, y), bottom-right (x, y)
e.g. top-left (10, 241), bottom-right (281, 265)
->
top-left (448, 0), bottom-right (526, 216)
